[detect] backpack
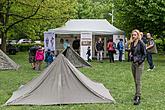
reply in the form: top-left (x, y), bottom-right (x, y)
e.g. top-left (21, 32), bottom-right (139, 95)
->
top-left (147, 39), bottom-right (158, 54)
top-left (117, 41), bottom-right (123, 51)
top-left (107, 42), bottom-right (116, 53)
top-left (45, 52), bottom-right (53, 62)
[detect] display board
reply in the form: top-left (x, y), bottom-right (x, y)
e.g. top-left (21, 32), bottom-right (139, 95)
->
top-left (80, 32), bottom-right (92, 60)
top-left (44, 32), bottom-right (55, 51)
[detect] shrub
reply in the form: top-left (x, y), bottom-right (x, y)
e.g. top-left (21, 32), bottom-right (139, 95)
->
top-left (16, 43), bottom-right (44, 52)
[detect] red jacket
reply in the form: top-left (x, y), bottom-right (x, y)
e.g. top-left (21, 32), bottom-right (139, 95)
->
top-left (107, 42), bottom-right (115, 51)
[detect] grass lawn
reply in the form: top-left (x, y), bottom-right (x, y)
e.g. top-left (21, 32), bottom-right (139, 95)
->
top-left (0, 52), bottom-right (165, 110)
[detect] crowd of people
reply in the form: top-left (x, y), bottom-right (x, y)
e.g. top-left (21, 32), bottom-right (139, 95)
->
top-left (125, 31), bottom-right (157, 71)
top-left (127, 29), bottom-right (157, 105)
top-left (95, 37), bottom-right (124, 63)
top-left (28, 32), bottom-right (157, 105)
top-left (94, 31), bottom-right (157, 105)
top-left (28, 46), bottom-right (55, 71)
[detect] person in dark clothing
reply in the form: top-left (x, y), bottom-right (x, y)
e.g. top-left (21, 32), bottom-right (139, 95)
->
top-left (7, 44), bottom-right (17, 55)
top-left (140, 32), bottom-right (147, 44)
top-left (107, 39), bottom-right (116, 63)
top-left (29, 46), bottom-right (39, 69)
top-left (72, 37), bottom-right (80, 54)
top-left (45, 49), bottom-right (54, 67)
top-left (86, 46), bottom-right (91, 62)
top-left (130, 29), bottom-right (147, 105)
top-left (146, 33), bottom-right (155, 71)
top-left (117, 39), bottom-right (124, 62)
top-left (95, 37), bottom-right (104, 62)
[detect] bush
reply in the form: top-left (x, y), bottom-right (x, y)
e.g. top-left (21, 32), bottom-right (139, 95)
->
top-left (155, 43), bottom-right (165, 54)
top-left (155, 39), bottom-right (165, 53)
top-left (16, 43), bottom-right (44, 52)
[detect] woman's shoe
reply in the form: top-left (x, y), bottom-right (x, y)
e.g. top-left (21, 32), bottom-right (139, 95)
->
top-left (134, 96), bottom-right (141, 105)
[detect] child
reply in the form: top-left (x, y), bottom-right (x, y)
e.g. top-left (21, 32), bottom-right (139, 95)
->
top-left (86, 46), bottom-right (91, 62)
top-left (45, 49), bottom-right (54, 67)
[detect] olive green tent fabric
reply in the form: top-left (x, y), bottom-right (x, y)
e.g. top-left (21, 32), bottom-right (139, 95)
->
top-left (62, 46), bottom-right (91, 68)
top-left (0, 49), bottom-right (19, 70)
top-left (5, 54), bottom-right (115, 105)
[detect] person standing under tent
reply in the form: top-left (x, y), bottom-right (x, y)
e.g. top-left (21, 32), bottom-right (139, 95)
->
top-left (72, 37), bottom-right (80, 54)
top-left (117, 39), bottom-right (124, 62)
top-left (130, 29), bottom-right (147, 105)
top-left (86, 46), bottom-right (91, 62)
top-left (107, 39), bottom-right (116, 63)
top-left (63, 39), bottom-right (69, 49)
top-left (95, 37), bottom-right (104, 62)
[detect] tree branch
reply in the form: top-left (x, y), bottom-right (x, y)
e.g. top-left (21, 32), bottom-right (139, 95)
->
top-left (0, 11), bottom-right (27, 19)
top-left (5, 0), bottom-right (45, 32)
top-left (1, 11), bottom-right (57, 21)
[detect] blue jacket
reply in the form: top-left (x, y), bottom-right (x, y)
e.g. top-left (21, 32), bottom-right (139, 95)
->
top-left (45, 51), bottom-right (54, 63)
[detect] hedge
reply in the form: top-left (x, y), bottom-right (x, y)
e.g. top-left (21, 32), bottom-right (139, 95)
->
top-left (16, 43), bottom-right (44, 52)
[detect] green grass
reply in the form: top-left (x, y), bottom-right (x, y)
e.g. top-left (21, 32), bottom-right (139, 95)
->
top-left (0, 52), bottom-right (165, 110)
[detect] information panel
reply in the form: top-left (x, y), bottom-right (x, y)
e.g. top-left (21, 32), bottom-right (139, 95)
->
top-left (44, 32), bottom-right (55, 51)
top-left (80, 32), bottom-right (92, 60)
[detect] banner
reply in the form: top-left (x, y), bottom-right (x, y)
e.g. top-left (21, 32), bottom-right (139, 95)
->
top-left (44, 32), bottom-right (55, 51)
top-left (80, 32), bottom-right (92, 60)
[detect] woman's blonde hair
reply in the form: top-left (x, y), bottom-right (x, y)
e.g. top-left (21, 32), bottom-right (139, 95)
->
top-left (130, 29), bottom-right (141, 42)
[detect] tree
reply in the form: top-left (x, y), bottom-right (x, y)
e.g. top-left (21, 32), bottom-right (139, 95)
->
top-left (0, 0), bottom-right (45, 52)
top-left (76, 0), bottom-right (112, 20)
top-left (0, 0), bottom-right (77, 52)
top-left (114, 0), bottom-right (165, 36)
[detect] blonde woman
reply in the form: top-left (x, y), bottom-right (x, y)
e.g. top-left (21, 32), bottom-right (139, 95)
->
top-left (130, 29), bottom-right (147, 105)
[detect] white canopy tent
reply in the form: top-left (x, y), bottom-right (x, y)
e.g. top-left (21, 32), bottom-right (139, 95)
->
top-left (48, 19), bottom-right (124, 35)
top-left (48, 19), bottom-right (125, 60)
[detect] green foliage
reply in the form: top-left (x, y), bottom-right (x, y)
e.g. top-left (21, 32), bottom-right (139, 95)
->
top-left (76, 0), bottom-right (112, 20)
top-left (114, 0), bottom-right (165, 36)
top-left (1, 0), bottom-right (164, 49)
top-left (7, 0), bottom-right (77, 40)
top-left (0, 52), bottom-right (165, 109)
top-left (16, 43), bottom-right (44, 51)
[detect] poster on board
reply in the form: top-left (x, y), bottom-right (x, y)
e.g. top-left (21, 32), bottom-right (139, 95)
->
top-left (44, 32), bottom-right (56, 51)
top-left (113, 35), bottom-right (125, 60)
top-left (80, 32), bottom-right (92, 60)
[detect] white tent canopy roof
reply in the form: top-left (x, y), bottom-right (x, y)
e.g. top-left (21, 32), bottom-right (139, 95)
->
top-left (49, 19), bottom-right (124, 35)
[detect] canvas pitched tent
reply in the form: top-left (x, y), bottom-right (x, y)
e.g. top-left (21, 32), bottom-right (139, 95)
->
top-left (5, 54), bottom-right (115, 105)
top-left (62, 46), bottom-right (91, 68)
top-left (0, 49), bottom-right (19, 70)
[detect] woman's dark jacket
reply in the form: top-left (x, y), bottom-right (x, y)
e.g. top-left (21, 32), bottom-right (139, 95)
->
top-left (130, 40), bottom-right (147, 65)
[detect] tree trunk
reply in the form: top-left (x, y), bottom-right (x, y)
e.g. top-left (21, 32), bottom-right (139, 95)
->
top-left (1, 31), bottom-right (7, 53)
